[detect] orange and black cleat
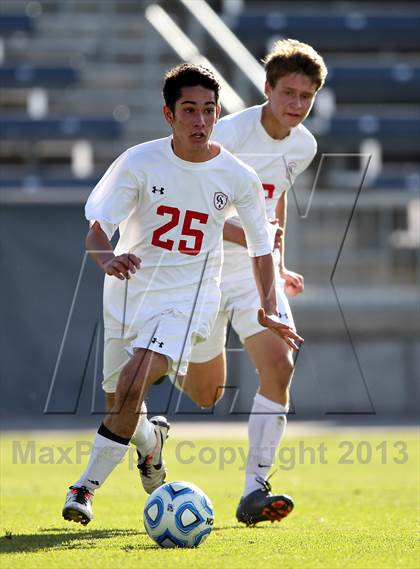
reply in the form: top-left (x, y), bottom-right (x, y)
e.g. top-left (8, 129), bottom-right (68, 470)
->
top-left (236, 476), bottom-right (294, 526)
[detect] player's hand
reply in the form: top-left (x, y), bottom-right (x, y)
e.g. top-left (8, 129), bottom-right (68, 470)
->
top-left (269, 219), bottom-right (284, 250)
top-left (103, 253), bottom-right (141, 280)
top-left (258, 308), bottom-right (304, 351)
top-left (280, 268), bottom-right (304, 296)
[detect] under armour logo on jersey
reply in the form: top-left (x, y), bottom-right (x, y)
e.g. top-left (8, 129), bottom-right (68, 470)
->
top-left (151, 337), bottom-right (164, 348)
top-left (214, 191), bottom-right (228, 210)
top-left (278, 312), bottom-right (288, 320)
top-left (152, 186), bottom-right (165, 194)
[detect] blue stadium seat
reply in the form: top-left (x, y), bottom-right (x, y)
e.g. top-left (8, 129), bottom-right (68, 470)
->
top-left (369, 171), bottom-right (420, 191)
top-left (0, 175), bottom-right (100, 189)
top-left (0, 65), bottom-right (79, 88)
top-left (0, 117), bottom-right (121, 139)
top-left (312, 116), bottom-right (420, 156)
top-left (233, 12), bottom-right (420, 53)
top-left (0, 14), bottom-right (33, 34)
top-left (327, 65), bottom-right (420, 103)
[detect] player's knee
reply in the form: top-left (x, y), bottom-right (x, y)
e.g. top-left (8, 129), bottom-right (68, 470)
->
top-left (265, 353), bottom-right (294, 386)
top-left (279, 353), bottom-right (294, 377)
top-left (195, 385), bottom-right (224, 409)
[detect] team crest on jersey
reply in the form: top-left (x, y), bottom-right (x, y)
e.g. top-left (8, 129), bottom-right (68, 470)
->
top-left (287, 162), bottom-right (297, 175)
top-left (214, 192), bottom-right (228, 210)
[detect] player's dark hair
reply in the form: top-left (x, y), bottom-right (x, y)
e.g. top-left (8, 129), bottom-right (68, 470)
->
top-left (163, 63), bottom-right (220, 113)
top-left (263, 38), bottom-right (328, 91)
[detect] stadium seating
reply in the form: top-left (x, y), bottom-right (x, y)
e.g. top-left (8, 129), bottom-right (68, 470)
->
top-left (311, 116), bottom-right (420, 157)
top-left (326, 65), bottom-right (420, 104)
top-left (0, 9), bottom-right (123, 185)
top-left (0, 174), bottom-right (100, 189)
top-left (0, 117), bottom-right (121, 139)
top-left (0, 65), bottom-right (79, 88)
top-left (0, 14), bottom-right (33, 34)
top-left (232, 12), bottom-right (420, 54)
top-left (0, 1), bottom-right (419, 193)
top-left (223, 4), bottom-right (420, 191)
top-left (370, 171), bottom-right (420, 192)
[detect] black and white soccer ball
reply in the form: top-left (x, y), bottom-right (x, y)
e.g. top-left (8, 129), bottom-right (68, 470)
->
top-left (143, 481), bottom-right (214, 548)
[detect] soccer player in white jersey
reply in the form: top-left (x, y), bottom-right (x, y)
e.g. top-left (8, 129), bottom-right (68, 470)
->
top-left (180, 40), bottom-right (328, 525)
top-left (61, 63), bottom-right (302, 526)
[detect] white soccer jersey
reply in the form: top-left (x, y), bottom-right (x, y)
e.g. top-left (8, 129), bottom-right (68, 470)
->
top-left (85, 136), bottom-right (271, 333)
top-left (213, 103), bottom-right (317, 222)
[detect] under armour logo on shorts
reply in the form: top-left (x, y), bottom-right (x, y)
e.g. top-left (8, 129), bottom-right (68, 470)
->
top-left (151, 337), bottom-right (164, 348)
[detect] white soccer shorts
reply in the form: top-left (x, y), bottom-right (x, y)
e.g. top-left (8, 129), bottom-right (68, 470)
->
top-left (189, 247), bottom-right (295, 363)
top-left (102, 290), bottom-right (220, 393)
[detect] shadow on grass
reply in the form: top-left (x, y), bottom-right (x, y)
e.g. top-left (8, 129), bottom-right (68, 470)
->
top-left (1, 525), bottom-right (259, 555)
top-left (0, 527), bottom-right (143, 554)
top-left (118, 525), bottom-right (257, 551)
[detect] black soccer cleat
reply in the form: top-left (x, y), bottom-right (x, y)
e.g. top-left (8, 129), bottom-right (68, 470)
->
top-left (236, 476), bottom-right (294, 526)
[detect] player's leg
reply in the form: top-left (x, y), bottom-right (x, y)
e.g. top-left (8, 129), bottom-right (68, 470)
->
top-left (176, 310), bottom-right (228, 408)
top-left (105, 347), bottom-right (168, 436)
top-left (243, 329), bottom-right (293, 485)
top-left (106, 391), bottom-right (170, 495)
top-left (102, 335), bottom-right (168, 475)
top-left (106, 393), bottom-right (156, 457)
top-left (232, 292), bottom-right (296, 525)
top-left (245, 328), bottom-right (294, 406)
top-left (105, 346), bottom-right (171, 494)
top-left (131, 301), bottom-right (223, 490)
top-left (177, 353), bottom-right (226, 408)
top-left (63, 347), bottom-right (168, 525)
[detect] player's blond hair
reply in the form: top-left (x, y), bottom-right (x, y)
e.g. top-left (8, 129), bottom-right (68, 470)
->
top-left (263, 38), bottom-right (328, 91)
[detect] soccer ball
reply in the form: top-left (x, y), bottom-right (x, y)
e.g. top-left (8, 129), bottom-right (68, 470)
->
top-left (143, 481), bottom-right (214, 548)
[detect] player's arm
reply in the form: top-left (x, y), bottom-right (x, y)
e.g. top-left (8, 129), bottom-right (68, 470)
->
top-left (251, 253), bottom-right (303, 351)
top-left (276, 190), bottom-right (286, 268)
top-left (85, 221), bottom-right (140, 280)
top-left (223, 220), bottom-right (247, 247)
top-left (235, 176), bottom-right (303, 349)
top-left (223, 219), bottom-right (283, 249)
top-left (275, 191), bottom-right (304, 296)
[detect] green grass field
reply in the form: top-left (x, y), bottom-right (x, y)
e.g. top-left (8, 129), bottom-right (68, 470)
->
top-left (0, 428), bottom-right (419, 568)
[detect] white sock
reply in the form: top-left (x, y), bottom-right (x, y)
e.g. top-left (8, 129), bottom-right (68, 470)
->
top-left (130, 401), bottom-right (156, 456)
top-left (74, 429), bottom-right (129, 493)
top-left (244, 393), bottom-right (288, 497)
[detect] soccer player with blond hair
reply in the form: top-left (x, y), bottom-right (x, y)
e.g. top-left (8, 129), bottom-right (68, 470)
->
top-left (182, 39), bottom-right (328, 525)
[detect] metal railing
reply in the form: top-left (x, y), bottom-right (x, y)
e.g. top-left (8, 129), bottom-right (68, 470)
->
top-left (145, 3), bottom-right (245, 114)
top-left (179, 0), bottom-right (266, 95)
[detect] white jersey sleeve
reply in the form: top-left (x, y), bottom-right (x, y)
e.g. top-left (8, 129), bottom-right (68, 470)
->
top-left (85, 151), bottom-right (141, 240)
top-left (232, 170), bottom-right (271, 258)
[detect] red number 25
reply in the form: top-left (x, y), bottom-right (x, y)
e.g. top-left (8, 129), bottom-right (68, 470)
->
top-left (151, 205), bottom-right (209, 256)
